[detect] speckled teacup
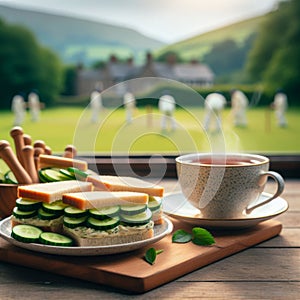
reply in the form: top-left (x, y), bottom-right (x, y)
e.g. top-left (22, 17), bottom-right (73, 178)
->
top-left (176, 153), bottom-right (285, 219)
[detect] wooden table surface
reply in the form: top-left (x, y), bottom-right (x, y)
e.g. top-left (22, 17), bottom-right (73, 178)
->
top-left (0, 179), bottom-right (299, 299)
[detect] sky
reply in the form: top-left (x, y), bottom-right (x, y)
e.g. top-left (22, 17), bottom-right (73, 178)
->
top-left (0, 0), bottom-right (280, 43)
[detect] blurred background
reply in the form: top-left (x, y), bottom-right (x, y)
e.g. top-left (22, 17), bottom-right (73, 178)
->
top-left (0, 0), bottom-right (299, 155)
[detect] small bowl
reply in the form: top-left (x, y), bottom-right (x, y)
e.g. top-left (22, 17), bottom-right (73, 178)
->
top-left (0, 184), bottom-right (25, 219)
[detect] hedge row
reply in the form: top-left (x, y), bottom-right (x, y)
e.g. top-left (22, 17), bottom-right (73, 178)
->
top-left (55, 84), bottom-right (293, 108)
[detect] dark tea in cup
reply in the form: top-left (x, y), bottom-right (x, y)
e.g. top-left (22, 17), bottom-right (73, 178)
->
top-left (191, 157), bottom-right (261, 166)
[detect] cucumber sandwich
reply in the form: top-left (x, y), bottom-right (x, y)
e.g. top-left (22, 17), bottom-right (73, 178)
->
top-left (61, 191), bottom-right (155, 246)
top-left (86, 175), bottom-right (164, 225)
top-left (11, 180), bottom-right (93, 232)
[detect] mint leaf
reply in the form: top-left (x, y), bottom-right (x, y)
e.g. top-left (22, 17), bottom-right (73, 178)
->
top-left (172, 229), bottom-right (192, 243)
top-left (144, 247), bottom-right (163, 265)
top-left (192, 227), bottom-right (215, 246)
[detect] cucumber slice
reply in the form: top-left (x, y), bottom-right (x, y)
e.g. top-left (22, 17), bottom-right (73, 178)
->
top-left (63, 216), bottom-right (87, 228)
top-left (4, 170), bottom-right (18, 184)
top-left (39, 232), bottom-right (73, 246)
top-left (11, 224), bottom-right (42, 243)
top-left (64, 206), bottom-right (87, 218)
top-left (120, 208), bottom-right (152, 226)
top-left (148, 196), bottom-right (162, 212)
top-left (67, 167), bottom-right (88, 179)
top-left (41, 168), bottom-right (72, 182)
top-left (86, 216), bottom-right (120, 230)
top-left (16, 198), bottom-right (42, 211)
top-left (37, 208), bottom-right (59, 220)
top-left (88, 206), bottom-right (120, 220)
top-left (42, 200), bottom-right (68, 215)
top-left (0, 170), bottom-right (5, 183)
top-left (38, 169), bottom-right (49, 183)
top-left (13, 207), bottom-right (37, 219)
top-left (120, 204), bottom-right (147, 215)
top-left (59, 168), bottom-right (76, 179)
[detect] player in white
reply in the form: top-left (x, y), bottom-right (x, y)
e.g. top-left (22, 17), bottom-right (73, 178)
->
top-left (230, 89), bottom-right (249, 127)
top-left (158, 91), bottom-right (177, 131)
top-left (271, 89), bottom-right (288, 127)
top-left (89, 88), bottom-right (103, 123)
top-left (28, 90), bottom-right (41, 122)
top-left (11, 94), bottom-right (26, 126)
top-left (123, 91), bottom-right (136, 124)
top-left (203, 92), bottom-right (227, 132)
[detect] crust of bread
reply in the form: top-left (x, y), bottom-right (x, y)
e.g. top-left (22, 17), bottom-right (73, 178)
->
top-left (62, 191), bottom-right (149, 210)
top-left (86, 175), bottom-right (164, 197)
top-left (17, 181), bottom-right (93, 203)
top-left (39, 154), bottom-right (88, 171)
top-left (152, 210), bottom-right (164, 225)
top-left (63, 225), bottom-right (154, 247)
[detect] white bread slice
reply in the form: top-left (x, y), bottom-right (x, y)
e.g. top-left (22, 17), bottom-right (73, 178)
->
top-left (18, 180), bottom-right (93, 203)
top-left (63, 223), bottom-right (154, 246)
top-left (62, 191), bottom-right (149, 210)
top-left (86, 175), bottom-right (164, 197)
top-left (39, 154), bottom-right (88, 171)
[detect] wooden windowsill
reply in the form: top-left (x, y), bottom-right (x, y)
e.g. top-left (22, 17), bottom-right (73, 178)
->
top-left (81, 154), bottom-right (300, 179)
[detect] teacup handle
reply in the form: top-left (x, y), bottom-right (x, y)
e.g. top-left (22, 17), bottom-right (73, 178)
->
top-left (245, 171), bottom-right (285, 214)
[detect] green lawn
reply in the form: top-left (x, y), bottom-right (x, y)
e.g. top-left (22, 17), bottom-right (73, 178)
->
top-left (0, 106), bottom-right (299, 163)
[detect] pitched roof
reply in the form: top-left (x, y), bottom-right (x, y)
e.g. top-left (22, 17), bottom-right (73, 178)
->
top-left (174, 63), bottom-right (215, 81)
top-left (77, 60), bottom-right (215, 88)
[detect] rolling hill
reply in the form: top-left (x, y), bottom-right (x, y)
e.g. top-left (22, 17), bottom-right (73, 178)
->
top-left (0, 4), bottom-right (267, 82)
top-left (0, 4), bottom-right (165, 65)
top-left (155, 15), bottom-right (266, 61)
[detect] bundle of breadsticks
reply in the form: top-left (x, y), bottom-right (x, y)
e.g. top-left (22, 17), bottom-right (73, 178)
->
top-left (0, 126), bottom-right (86, 184)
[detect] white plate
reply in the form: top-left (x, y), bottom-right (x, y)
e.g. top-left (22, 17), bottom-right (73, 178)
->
top-left (0, 216), bottom-right (173, 256)
top-left (162, 192), bottom-right (288, 229)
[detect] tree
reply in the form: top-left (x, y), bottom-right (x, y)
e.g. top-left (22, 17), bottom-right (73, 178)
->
top-left (156, 51), bottom-right (184, 63)
top-left (203, 35), bottom-right (256, 83)
top-left (61, 65), bottom-right (77, 96)
top-left (0, 19), bottom-right (63, 109)
top-left (246, 0), bottom-right (300, 104)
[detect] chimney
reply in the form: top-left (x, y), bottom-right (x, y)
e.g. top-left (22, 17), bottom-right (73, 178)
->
top-left (146, 52), bottom-right (153, 65)
top-left (166, 53), bottom-right (177, 65)
top-left (110, 54), bottom-right (117, 63)
top-left (127, 57), bottom-right (133, 65)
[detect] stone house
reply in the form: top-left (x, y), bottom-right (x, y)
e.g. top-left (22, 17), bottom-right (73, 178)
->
top-left (76, 53), bottom-right (215, 96)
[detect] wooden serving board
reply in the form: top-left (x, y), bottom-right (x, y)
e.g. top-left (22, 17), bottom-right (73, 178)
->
top-left (0, 218), bottom-right (282, 294)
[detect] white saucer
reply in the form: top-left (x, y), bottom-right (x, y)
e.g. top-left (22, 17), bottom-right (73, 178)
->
top-left (162, 192), bottom-right (288, 229)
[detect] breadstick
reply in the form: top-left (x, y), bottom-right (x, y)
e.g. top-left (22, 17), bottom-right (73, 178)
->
top-left (63, 145), bottom-right (77, 158)
top-left (33, 147), bottom-right (44, 172)
top-left (10, 126), bottom-right (25, 167)
top-left (33, 140), bottom-right (46, 150)
top-left (22, 145), bottom-right (39, 183)
top-left (0, 140), bottom-right (32, 184)
top-left (44, 145), bottom-right (52, 155)
top-left (39, 154), bottom-right (87, 171)
top-left (23, 134), bottom-right (32, 146)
